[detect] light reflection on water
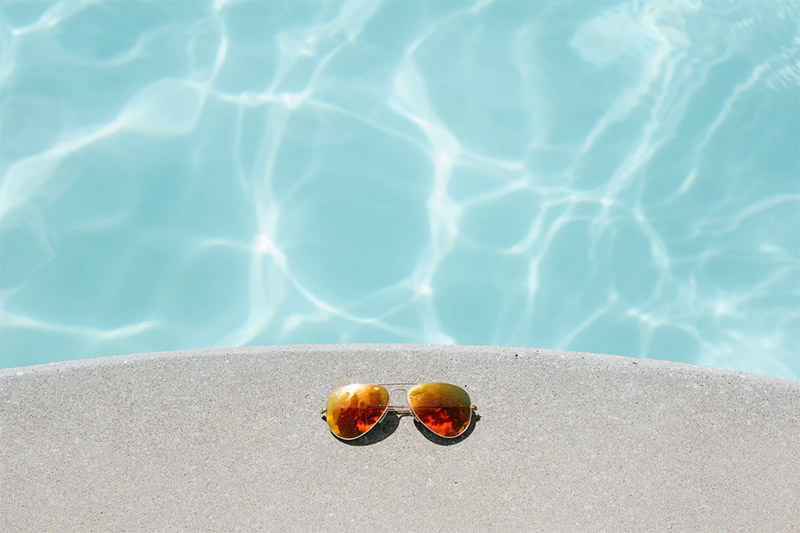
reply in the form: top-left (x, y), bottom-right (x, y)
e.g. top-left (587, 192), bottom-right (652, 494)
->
top-left (0, 0), bottom-right (798, 379)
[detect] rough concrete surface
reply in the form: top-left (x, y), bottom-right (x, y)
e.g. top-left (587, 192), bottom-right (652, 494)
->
top-left (1, 345), bottom-right (799, 531)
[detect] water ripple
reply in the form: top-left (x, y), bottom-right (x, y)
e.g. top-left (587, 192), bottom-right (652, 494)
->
top-left (0, 0), bottom-right (798, 379)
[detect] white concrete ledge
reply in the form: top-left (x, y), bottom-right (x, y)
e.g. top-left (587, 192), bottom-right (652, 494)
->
top-left (2, 345), bottom-right (798, 531)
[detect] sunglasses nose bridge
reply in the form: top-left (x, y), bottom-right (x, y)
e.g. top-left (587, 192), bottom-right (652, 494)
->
top-left (388, 388), bottom-right (409, 407)
top-left (387, 388), bottom-right (414, 416)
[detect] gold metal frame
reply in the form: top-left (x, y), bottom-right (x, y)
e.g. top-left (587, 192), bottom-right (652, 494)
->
top-left (321, 382), bottom-right (478, 441)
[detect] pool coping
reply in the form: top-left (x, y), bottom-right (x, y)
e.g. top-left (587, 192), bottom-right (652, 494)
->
top-left (2, 344), bottom-right (798, 530)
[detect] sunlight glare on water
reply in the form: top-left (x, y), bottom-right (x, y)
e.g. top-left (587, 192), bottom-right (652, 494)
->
top-left (0, 0), bottom-right (798, 379)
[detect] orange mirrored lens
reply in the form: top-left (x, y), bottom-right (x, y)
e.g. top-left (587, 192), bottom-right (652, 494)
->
top-left (326, 384), bottom-right (390, 440)
top-left (408, 383), bottom-right (472, 438)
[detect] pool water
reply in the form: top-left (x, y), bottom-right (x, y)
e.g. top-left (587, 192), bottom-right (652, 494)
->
top-left (1, 0), bottom-right (798, 379)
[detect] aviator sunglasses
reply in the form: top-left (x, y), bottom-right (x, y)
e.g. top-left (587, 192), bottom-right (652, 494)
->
top-left (322, 383), bottom-right (477, 440)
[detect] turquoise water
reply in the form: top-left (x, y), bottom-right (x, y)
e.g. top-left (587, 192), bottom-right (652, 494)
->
top-left (1, 1), bottom-right (798, 379)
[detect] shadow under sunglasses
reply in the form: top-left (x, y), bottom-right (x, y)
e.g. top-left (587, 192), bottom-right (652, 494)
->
top-left (320, 410), bottom-right (481, 446)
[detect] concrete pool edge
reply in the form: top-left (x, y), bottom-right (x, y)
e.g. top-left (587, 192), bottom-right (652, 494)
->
top-left (2, 345), bottom-right (799, 530)
top-left (2, 344), bottom-right (797, 384)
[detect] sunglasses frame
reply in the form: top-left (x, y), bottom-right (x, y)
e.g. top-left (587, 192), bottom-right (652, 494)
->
top-left (321, 382), bottom-right (478, 441)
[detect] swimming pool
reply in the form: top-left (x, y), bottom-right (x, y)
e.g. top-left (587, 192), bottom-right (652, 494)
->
top-left (1, 0), bottom-right (798, 379)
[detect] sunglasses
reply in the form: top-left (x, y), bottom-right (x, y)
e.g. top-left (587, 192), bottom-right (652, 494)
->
top-left (322, 382), bottom-right (477, 440)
